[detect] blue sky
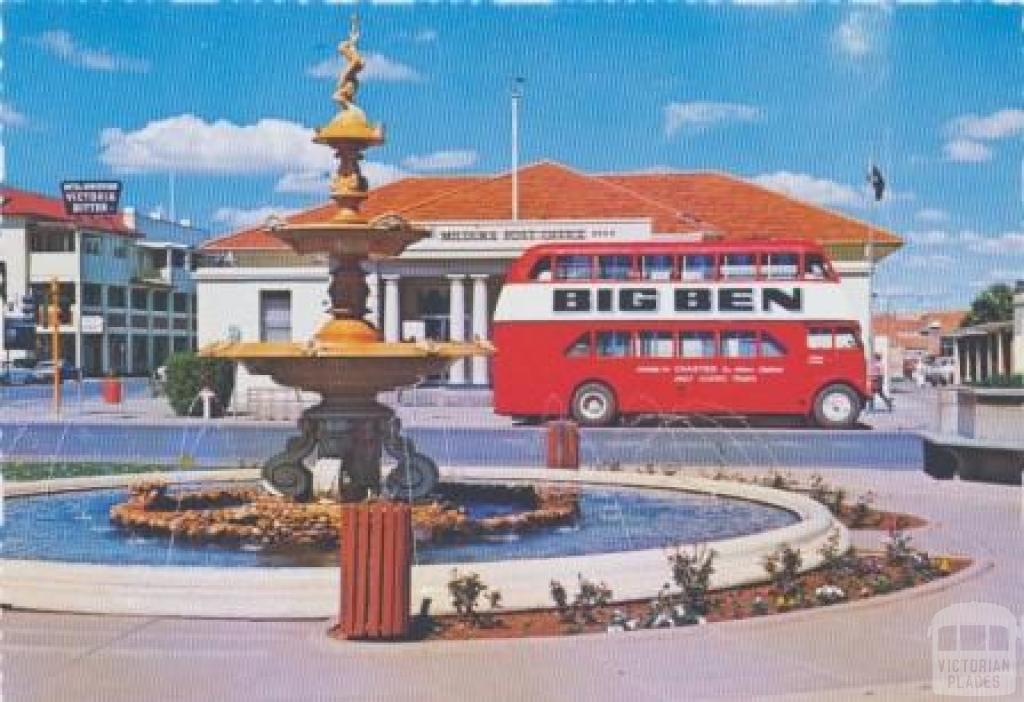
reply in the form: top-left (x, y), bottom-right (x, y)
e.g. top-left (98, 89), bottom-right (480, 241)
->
top-left (4, 2), bottom-right (1022, 311)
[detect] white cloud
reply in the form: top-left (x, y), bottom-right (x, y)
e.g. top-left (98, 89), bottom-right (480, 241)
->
top-left (833, 10), bottom-right (891, 60)
top-left (413, 28), bottom-right (438, 43)
top-left (949, 109), bottom-right (1024, 141)
top-left (361, 162), bottom-right (409, 187)
top-left (968, 231), bottom-right (1024, 255)
top-left (943, 138), bottom-right (993, 163)
top-left (750, 171), bottom-right (865, 208)
top-left (274, 171), bottom-right (331, 195)
top-left (401, 149), bottom-right (477, 171)
top-left (306, 52), bottom-right (421, 81)
top-left (914, 208), bottom-right (949, 224)
top-left (29, 30), bottom-right (149, 73)
top-left (0, 101), bottom-right (26, 127)
top-left (943, 108), bottom-right (1024, 162)
top-left (211, 206), bottom-right (301, 231)
top-left (99, 114), bottom-right (335, 174)
top-left (663, 101), bottom-right (760, 137)
top-left (900, 253), bottom-right (955, 269)
top-left (905, 229), bottom-right (948, 246)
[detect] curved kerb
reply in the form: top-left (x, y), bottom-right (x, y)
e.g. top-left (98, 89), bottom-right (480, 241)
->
top-left (1, 467), bottom-right (844, 619)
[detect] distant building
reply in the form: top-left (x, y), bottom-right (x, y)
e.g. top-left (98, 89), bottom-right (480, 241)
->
top-left (873, 309), bottom-right (966, 376)
top-left (944, 282), bottom-right (1024, 384)
top-left (0, 185), bottom-right (208, 376)
top-left (195, 161), bottom-right (903, 408)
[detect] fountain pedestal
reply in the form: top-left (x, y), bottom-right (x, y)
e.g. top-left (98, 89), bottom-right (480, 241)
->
top-left (263, 398), bottom-right (438, 501)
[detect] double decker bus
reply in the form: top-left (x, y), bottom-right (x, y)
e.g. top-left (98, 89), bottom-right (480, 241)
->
top-left (492, 240), bottom-right (868, 428)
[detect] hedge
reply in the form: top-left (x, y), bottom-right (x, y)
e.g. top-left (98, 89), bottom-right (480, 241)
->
top-left (164, 352), bottom-right (236, 417)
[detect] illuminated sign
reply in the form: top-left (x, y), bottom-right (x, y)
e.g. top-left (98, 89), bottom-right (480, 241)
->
top-left (61, 181), bottom-right (122, 216)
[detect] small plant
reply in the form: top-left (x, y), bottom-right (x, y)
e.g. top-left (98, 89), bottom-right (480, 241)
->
top-left (850, 491), bottom-right (876, 528)
top-left (762, 543), bottom-right (804, 601)
top-left (448, 569), bottom-right (502, 627)
top-left (751, 595), bottom-right (769, 616)
top-left (164, 352), bottom-right (235, 417)
top-left (807, 473), bottom-right (846, 516)
top-left (870, 574), bottom-right (894, 594)
top-left (668, 543), bottom-right (717, 616)
top-left (550, 574), bottom-right (613, 627)
top-left (817, 527), bottom-right (846, 571)
top-left (885, 523), bottom-right (914, 566)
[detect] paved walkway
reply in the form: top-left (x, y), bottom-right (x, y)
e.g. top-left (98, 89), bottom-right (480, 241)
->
top-left (4, 467), bottom-right (1022, 701)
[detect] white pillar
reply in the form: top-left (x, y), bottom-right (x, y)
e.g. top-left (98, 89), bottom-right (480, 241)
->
top-left (383, 275), bottom-right (401, 343)
top-left (1013, 287), bottom-right (1024, 375)
top-left (470, 274), bottom-right (490, 386)
top-left (447, 274), bottom-right (466, 385)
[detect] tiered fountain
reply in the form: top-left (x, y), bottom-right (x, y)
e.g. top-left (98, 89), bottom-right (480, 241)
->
top-left (201, 17), bottom-right (491, 502)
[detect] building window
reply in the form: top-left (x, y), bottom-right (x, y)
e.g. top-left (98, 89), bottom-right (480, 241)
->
top-left (153, 291), bottom-right (169, 312)
top-left (112, 241), bottom-right (128, 258)
top-left (83, 235), bottom-right (103, 255)
top-left (29, 228), bottom-right (76, 252)
top-left (82, 283), bottom-right (103, 307)
top-left (173, 292), bottom-right (190, 313)
top-left (107, 286), bottom-right (126, 308)
top-left (172, 250), bottom-right (187, 268)
top-left (131, 288), bottom-right (149, 311)
top-left (260, 290), bottom-right (292, 342)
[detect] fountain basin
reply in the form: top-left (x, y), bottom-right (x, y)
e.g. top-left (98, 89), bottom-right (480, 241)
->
top-left (0, 467), bottom-right (846, 618)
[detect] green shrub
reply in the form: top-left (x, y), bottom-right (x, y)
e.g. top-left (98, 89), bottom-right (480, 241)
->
top-left (972, 374), bottom-right (1024, 389)
top-left (164, 352), bottom-right (236, 417)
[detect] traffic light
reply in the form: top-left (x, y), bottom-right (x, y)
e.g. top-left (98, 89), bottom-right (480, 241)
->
top-left (0, 261), bottom-right (6, 303)
top-left (21, 291), bottom-right (37, 319)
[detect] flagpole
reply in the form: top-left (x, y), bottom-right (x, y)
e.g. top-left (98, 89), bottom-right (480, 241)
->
top-left (511, 78), bottom-right (523, 221)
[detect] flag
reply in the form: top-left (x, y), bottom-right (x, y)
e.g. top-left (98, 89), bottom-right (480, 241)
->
top-left (868, 164), bottom-right (886, 202)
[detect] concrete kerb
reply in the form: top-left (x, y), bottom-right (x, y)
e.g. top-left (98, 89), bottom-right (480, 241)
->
top-left (1, 467), bottom-right (844, 620)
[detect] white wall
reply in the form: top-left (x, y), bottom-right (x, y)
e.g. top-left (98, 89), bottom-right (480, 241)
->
top-left (195, 266), bottom-right (332, 411)
top-left (0, 222), bottom-right (29, 305)
top-left (834, 260), bottom-right (872, 354)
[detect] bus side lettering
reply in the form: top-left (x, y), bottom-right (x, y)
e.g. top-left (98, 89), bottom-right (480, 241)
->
top-left (620, 288), bottom-right (658, 312)
top-left (554, 289), bottom-right (591, 312)
top-left (719, 288), bottom-right (754, 312)
top-left (674, 288), bottom-right (712, 312)
top-left (763, 287), bottom-right (802, 312)
top-left (597, 289), bottom-right (613, 312)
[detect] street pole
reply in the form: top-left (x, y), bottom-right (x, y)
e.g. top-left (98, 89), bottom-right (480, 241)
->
top-left (50, 277), bottom-right (62, 415)
top-left (511, 78), bottom-right (523, 221)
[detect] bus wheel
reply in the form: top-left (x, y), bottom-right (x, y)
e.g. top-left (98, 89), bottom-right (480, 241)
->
top-left (812, 384), bottom-right (861, 429)
top-left (572, 382), bottom-right (617, 427)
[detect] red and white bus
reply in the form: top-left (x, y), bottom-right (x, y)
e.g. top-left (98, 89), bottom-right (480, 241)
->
top-left (492, 240), bottom-right (868, 428)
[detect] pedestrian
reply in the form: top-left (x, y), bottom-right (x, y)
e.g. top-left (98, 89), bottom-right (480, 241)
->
top-left (870, 353), bottom-right (893, 412)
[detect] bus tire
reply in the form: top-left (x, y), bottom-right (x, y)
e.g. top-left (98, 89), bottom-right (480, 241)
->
top-left (812, 384), bottom-right (862, 429)
top-left (571, 382), bottom-right (617, 427)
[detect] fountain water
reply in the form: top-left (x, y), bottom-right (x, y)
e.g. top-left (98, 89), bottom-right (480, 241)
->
top-left (201, 16), bottom-right (490, 502)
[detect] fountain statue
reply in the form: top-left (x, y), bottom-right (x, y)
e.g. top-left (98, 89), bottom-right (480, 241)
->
top-left (202, 16), bottom-right (491, 502)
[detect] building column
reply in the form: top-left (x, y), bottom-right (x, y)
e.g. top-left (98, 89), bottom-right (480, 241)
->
top-left (383, 275), bottom-right (401, 343)
top-left (992, 331), bottom-right (1003, 377)
top-left (1013, 286), bottom-right (1024, 375)
top-left (364, 272), bottom-right (381, 330)
top-left (447, 274), bottom-right (466, 385)
top-left (470, 274), bottom-right (490, 386)
top-left (952, 337), bottom-right (962, 385)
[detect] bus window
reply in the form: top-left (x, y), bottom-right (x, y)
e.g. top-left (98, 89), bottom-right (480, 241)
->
top-left (681, 254), bottom-right (716, 281)
top-left (556, 255), bottom-right (593, 280)
top-left (565, 332), bottom-right (591, 358)
top-left (641, 254), bottom-right (674, 281)
top-left (596, 331), bottom-right (631, 358)
top-left (721, 253), bottom-right (757, 279)
top-left (597, 255), bottom-right (633, 280)
top-left (763, 252), bottom-right (799, 280)
top-left (635, 331), bottom-right (673, 358)
top-left (529, 257), bottom-right (552, 281)
top-left (808, 327), bottom-right (833, 350)
top-left (679, 331), bottom-right (716, 358)
top-left (760, 332), bottom-right (787, 357)
top-left (722, 330), bottom-right (758, 358)
top-left (804, 253), bottom-right (827, 280)
top-left (835, 326), bottom-right (861, 349)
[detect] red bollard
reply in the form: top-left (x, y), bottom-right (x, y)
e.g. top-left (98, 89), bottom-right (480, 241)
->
top-left (101, 376), bottom-right (122, 404)
top-left (338, 502), bottom-right (412, 639)
top-left (546, 420), bottom-right (580, 469)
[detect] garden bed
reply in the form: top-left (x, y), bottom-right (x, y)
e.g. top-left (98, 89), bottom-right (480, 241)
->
top-left (415, 550), bottom-right (970, 641)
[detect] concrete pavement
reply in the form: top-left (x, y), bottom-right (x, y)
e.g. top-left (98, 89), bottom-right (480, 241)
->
top-left (4, 466), bottom-right (1022, 701)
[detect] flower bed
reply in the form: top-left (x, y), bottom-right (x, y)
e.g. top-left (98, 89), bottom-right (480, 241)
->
top-left (109, 481), bottom-right (579, 548)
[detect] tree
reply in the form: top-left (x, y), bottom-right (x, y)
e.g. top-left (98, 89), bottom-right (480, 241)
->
top-left (961, 284), bottom-right (1014, 327)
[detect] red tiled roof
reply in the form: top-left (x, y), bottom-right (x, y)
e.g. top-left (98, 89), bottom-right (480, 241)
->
top-left (0, 185), bottom-right (138, 236)
top-left (873, 310), bottom-right (966, 351)
top-left (202, 161), bottom-right (902, 252)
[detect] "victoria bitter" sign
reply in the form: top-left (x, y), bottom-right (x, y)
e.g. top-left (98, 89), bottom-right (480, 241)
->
top-left (61, 181), bottom-right (122, 216)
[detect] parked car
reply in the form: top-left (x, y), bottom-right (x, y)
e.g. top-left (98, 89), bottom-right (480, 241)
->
top-left (0, 362), bottom-right (35, 386)
top-left (925, 356), bottom-right (956, 386)
top-left (31, 360), bottom-right (81, 384)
